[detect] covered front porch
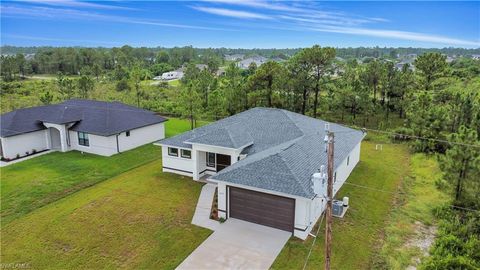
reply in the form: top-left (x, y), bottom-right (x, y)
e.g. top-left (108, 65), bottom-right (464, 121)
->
top-left (191, 143), bottom-right (245, 181)
top-left (193, 150), bottom-right (234, 180)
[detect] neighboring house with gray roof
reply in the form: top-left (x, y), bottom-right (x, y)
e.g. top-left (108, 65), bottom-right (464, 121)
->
top-left (0, 99), bottom-right (166, 161)
top-left (156, 107), bottom-right (365, 239)
top-left (236, 56), bottom-right (268, 69)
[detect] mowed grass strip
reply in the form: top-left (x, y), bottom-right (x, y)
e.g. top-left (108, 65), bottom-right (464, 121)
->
top-left (0, 118), bottom-right (204, 225)
top-left (1, 144), bottom-right (161, 226)
top-left (1, 160), bottom-right (211, 269)
top-left (377, 153), bottom-right (449, 269)
top-left (272, 141), bottom-right (411, 269)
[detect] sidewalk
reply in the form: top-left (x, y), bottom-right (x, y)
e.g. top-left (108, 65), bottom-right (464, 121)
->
top-left (191, 183), bottom-right (219, 231)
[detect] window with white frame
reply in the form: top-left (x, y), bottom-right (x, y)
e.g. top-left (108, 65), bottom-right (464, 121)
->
top-left (206, 152), bottom-right (215, 167)
top-left (181, 149), bottom-right (191, 159)
top-left (347, 156), bottom-right (350, 166)
top-left (168, 147), bottom-right (178, 156)
top-left (78, 132), bottom-right (89, 146)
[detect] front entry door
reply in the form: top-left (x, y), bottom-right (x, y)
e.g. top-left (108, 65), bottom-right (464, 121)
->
top-left (216, 154), bottom-right (231, 171)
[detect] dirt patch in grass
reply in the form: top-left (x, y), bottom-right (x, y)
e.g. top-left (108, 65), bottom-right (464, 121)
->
top-left (374, 153), bottom-right (448, 269)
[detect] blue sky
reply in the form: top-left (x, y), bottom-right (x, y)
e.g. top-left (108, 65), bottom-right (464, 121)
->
top-left (1, 1), bottom-right (479, 48)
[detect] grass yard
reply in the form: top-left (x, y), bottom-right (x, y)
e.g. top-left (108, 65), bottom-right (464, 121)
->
top-left (375, 153), bottom-right (448, 269)
top-left (1, 144), bottom-right (161, 226)
top-left (1, 161), bottom-right (211, 269)
top-left (272, 140), bottom-right (411, 269)
top-left (0, 118), bottom-right (200, 226)
top-left (164, 118), bottom-right (209, 138)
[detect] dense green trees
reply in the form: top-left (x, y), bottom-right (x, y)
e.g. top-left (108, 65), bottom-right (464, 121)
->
top-left (414, 52), bottom-right (447, 91)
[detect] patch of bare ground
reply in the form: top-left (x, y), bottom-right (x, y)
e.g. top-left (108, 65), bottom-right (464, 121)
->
top-left (404, 221), bottom-right (437, 269)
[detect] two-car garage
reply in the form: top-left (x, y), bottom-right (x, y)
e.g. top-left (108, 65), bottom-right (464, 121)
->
top-left (228, 187), bottom-right (295, 233)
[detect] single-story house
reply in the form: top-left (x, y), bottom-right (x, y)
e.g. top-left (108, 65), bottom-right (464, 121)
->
top-left (156, 108), bottom-right (365, 239)
top-left (237, 56), bottom-right (268, 69)
top-left (224, 54), bottom-right (245, 61)
top-left (160, 69), bottom-right (184, 80)
top-left (0, 99), bottom-right (166, 160)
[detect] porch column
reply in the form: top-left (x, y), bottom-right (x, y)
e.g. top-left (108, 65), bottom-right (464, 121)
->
top-left (192, 146), bottom-right (200, 180)
top-left (58, 128), bottom-right (68, 152)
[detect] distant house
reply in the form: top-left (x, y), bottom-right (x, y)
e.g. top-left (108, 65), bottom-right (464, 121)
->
top-left (471, 54), bottom-right (480, 60)
top-left (0, 100), bottom-right (166, 160)
top-left (224, 54), bottom-right (245, 61)
top-left (446, 56), bottom-right (456, 63)
top-left (156, 108), bottom-right (365, 239)
top-left (395, 61), bottom-right (415, 71)
top-left (237, 56), bottom-right (268, 69)
top-left (25, 53), bottom-right (35, 61)
top-left (159, 69), bottom-right (184, 80)
top-left (216, 67), bottom-right (226, 77)
top-left (195, 64), bottom-right (208, 71)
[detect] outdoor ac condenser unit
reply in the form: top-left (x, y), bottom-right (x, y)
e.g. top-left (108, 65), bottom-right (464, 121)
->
top-left (332, 200), bottom-right (344, 216)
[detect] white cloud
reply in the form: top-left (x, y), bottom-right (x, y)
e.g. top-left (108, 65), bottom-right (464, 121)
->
top-left (1, 5), bottom-right (227, 31)
top-left (2, 34), bottom-right (124, 45)
top-left (194, 1), bottom-right (479, 47)
top-left (191, 6), bottom-right (272, 19)
top-left (310, 26), bottom-right (480, 47)
top-left (17, 0), bottom-right (137, 11)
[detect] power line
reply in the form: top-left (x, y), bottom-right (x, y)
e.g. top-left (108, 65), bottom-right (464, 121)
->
top-left (302, 212), bottom-right (325, 270)
top-left (342, 181), bottom-right (480, 213)
top-left (342, 125), bottom-right (480, 149)
top-left (343, 182), bottom-right (405, 195)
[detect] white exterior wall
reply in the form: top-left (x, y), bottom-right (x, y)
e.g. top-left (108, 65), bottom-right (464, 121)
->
top-left (217, 182), bottom-right (227, 219)
top-left (70, 131), bottom-right (117, 156)
top-left (117, 123), bottom-right (165, 152)
top-left (294, 141), bottom-right (362, 240)
top-left (0, 130), bottom-right (49, 159)
top-left (70, 123), bottom-right (165, 157)
top-left (161, 145), bottom-right (194, 177)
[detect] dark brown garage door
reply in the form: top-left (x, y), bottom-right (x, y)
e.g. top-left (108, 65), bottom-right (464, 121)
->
top-left (229, 187), bottom-right (295, 232)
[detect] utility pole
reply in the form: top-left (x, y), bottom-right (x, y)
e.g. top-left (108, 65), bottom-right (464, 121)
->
top-left (324, 131), bottom-right (334, 270)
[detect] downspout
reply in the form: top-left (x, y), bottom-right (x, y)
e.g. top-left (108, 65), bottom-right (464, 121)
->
top-left (116, 134), bottom-right (120, 153)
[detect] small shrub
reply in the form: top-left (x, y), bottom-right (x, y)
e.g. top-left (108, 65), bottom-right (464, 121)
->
top-left (32, 149), bottom-right (37, 154)
top-left (219, 217), bottom-right (226, 223)
top-left (16, 154), bottom-right (20, 159)
top-left (25, 151), bottom-right (30, 155)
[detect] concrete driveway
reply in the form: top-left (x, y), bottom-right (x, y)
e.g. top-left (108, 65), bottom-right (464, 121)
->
top-left (176, 218), bottom-right (291, 270)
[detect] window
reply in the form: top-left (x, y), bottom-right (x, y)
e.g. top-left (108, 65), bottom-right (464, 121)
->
top-left (78, 132), bottom-right (89, 146)
top-left (334, 172), bottom-right (337, 183)
top-left (347, 156), bottom-right (350, 166)
top-left (181, 149), bottom-right (191, 159)
top-left (126, 131), bottom-right (130, 137)
top-left (168, 147), bottom-right (178, 156)
top-left (206, 152), bottom-right (215, 167)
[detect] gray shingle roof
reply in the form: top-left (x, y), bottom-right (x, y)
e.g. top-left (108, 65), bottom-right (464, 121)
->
top-left (159, 108), bottom-right (365, 198)
top-left (0, 99), bottom-right (167, 137)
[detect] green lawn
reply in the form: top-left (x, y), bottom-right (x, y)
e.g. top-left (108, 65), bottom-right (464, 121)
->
top-left (164, 117), bottom-right (208, 138)
top-left (376, 153), bottom-right (448, 269)
top-left (1, 161), bottom-right (211, 269)
top-left (0, 118), bottom-right (199, 226)
top-left (272, 141), bottom-right (411, 269)
top-left (1, 144), bottom-right (161, 226)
